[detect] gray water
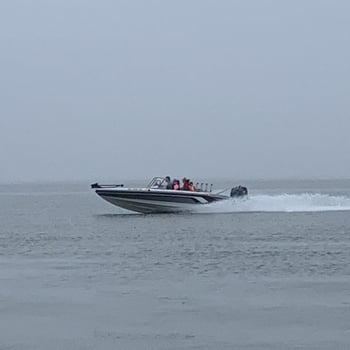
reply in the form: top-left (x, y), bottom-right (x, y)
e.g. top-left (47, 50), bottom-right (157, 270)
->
top-left (1, 179), bottom-right (350, 349)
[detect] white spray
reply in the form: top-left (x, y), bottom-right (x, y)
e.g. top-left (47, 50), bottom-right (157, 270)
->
top-left (196, 193), bottom-right (350, 213)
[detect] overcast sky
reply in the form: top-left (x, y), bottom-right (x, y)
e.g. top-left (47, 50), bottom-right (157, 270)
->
top-left (0, 0), bottom-right (349, 182)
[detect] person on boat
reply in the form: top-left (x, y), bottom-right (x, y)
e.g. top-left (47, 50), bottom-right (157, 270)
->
top-left (164, 176), bottom-right (172, 189)
top-left (182, 177), bottom-right (190, 191)
top-left (188, 181), bottom-right (196, 192)
top-left (172, 179), bottom-right (180, 190)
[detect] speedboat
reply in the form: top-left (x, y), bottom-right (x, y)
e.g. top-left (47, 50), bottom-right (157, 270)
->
top-left (91, 176), bottom-right (248, 214)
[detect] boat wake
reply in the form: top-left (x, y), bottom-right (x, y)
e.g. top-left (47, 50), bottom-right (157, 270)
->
top-left (196, 193), bottom-right (350, 213)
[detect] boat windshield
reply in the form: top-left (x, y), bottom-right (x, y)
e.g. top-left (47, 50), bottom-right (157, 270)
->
top-left (146, 177), bottom-right (167, 189)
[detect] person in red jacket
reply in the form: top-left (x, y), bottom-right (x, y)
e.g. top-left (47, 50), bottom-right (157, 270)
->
top-left (172, 179), bottom-right (180, 190)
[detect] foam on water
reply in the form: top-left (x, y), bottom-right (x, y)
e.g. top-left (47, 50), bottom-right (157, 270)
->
top-left (197, 193), bottom-right (350, 213)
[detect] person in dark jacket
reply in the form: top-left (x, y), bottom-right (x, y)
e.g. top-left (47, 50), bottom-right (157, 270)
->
top-left (164, 176), bottom-right (172, 189)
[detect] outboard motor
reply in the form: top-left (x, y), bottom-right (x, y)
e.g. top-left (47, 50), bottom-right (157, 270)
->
top-left (230, 185), bottom-right (248, 198)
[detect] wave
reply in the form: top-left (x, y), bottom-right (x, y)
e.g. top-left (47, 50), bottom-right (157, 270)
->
top-left (196, 193), bottom-right (350, 213)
